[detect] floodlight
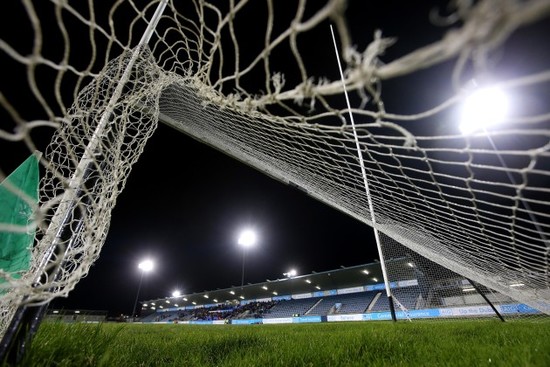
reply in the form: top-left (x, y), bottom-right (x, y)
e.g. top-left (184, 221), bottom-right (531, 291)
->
top-left (132, 258), bottom-right (155, 321)
top-left (459, 87), bottom-right (508, 134)
top-left (238, 229), bottom-right (257, 248)
top-left (138, 259), bottom-right (154, 272)
top-left (284, 269), bottom-right (298, 278)
top-left (237, 228), bottom-right (258, 287)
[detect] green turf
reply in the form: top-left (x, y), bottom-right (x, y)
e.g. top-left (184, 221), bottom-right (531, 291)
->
top-left (8, 319), bottom-right (550, 366)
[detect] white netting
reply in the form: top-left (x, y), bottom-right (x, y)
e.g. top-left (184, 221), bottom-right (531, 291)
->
top-left (378, 231), bottom-right (540, 320)
top-left (1, 0), bottom-right (550, 337)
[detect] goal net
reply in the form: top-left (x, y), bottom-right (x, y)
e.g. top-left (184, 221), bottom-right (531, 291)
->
top-left (1, 0), bottom-right (549, 336)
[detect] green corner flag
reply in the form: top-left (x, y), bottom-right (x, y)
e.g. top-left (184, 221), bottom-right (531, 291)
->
top-left (0, 153), bottom-right (40, 283)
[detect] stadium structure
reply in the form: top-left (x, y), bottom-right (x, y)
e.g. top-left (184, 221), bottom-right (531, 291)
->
top-left (139, 256), bottom-right (539, 325)
top-left (44, 309), bottom-right (108, 324)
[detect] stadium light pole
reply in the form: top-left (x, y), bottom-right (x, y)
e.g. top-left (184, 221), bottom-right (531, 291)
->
top-left (459, 85), bottom-right (547, 323)
top-left (238, 229), bottom-right (256, 288)
top-left (132, 259), bottom-right (154, 321)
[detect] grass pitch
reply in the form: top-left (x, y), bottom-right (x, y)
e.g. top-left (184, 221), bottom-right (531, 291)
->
top-left (10, 319), bottom-right (550, 366)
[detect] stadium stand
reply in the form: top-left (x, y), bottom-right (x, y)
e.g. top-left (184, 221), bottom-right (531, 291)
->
top-left (263, 298), bottom-right (319, 318)
top-left (333, 291), bottom-right (378, 314)
top-left (369, 287), bottom-right (421, 312)
top-left (368, 293), bottom-right (390, 312)
top-left (307, 291), bottom-right (377, 315)
top-left (44, 310), bottom-right (107, 323)
top-left (137, 261), bottom-right (538, 324)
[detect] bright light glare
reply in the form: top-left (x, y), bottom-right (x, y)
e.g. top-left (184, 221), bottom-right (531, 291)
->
top-left (459, 87), bottom-right (508, 134)
top-left (284, 269), bottom-right (297, 277)
top-left (172, 290), bottom-right (181, 297)
top-left (238, 229), bottom-right (257, 248)
top-left (138, 259), bottom-right (154, 272)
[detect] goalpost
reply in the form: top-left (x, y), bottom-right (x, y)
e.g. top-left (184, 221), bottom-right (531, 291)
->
top-left (1, 0), bottom-right (550, 359)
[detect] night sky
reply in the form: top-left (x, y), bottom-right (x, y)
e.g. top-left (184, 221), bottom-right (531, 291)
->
top-left (2, 0), bottom-right (547, 317)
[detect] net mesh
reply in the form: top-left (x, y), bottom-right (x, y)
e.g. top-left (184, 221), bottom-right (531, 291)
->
top-left (378, 231), bottom-right (540, 320)
top-left (1, 0), bottom-right (550, 335)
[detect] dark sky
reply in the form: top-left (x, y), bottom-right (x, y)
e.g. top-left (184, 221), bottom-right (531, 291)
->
top-left (2, 0), bottom-right (547, 317)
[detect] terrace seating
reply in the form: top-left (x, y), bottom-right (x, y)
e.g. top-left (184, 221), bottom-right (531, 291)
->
top-left (393, 286), bottom-right (421, 310)
top-left (369, 286), bottom-right (421, 312)
top-left (336, 291), bottom-right (377, 314)
top-left (264, 298), bottom-right (319, 318)
top-left (306, 291), bottom-right (377, 315)
top-left (139, 288), bottom-right (422, 322)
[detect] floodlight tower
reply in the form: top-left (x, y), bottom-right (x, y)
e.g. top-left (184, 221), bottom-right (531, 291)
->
top-left (238, 229), bottom-right (257, 287)
top-left (132, 259), bottom-right (154, 321)
top-left (459, 85), bottom-right (546, 322)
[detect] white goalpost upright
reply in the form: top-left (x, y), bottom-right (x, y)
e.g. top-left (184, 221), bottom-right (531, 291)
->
top-left (330, 24), bottom-right (398, 321)
top-left (1, 0), bottom-right (550, 360)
